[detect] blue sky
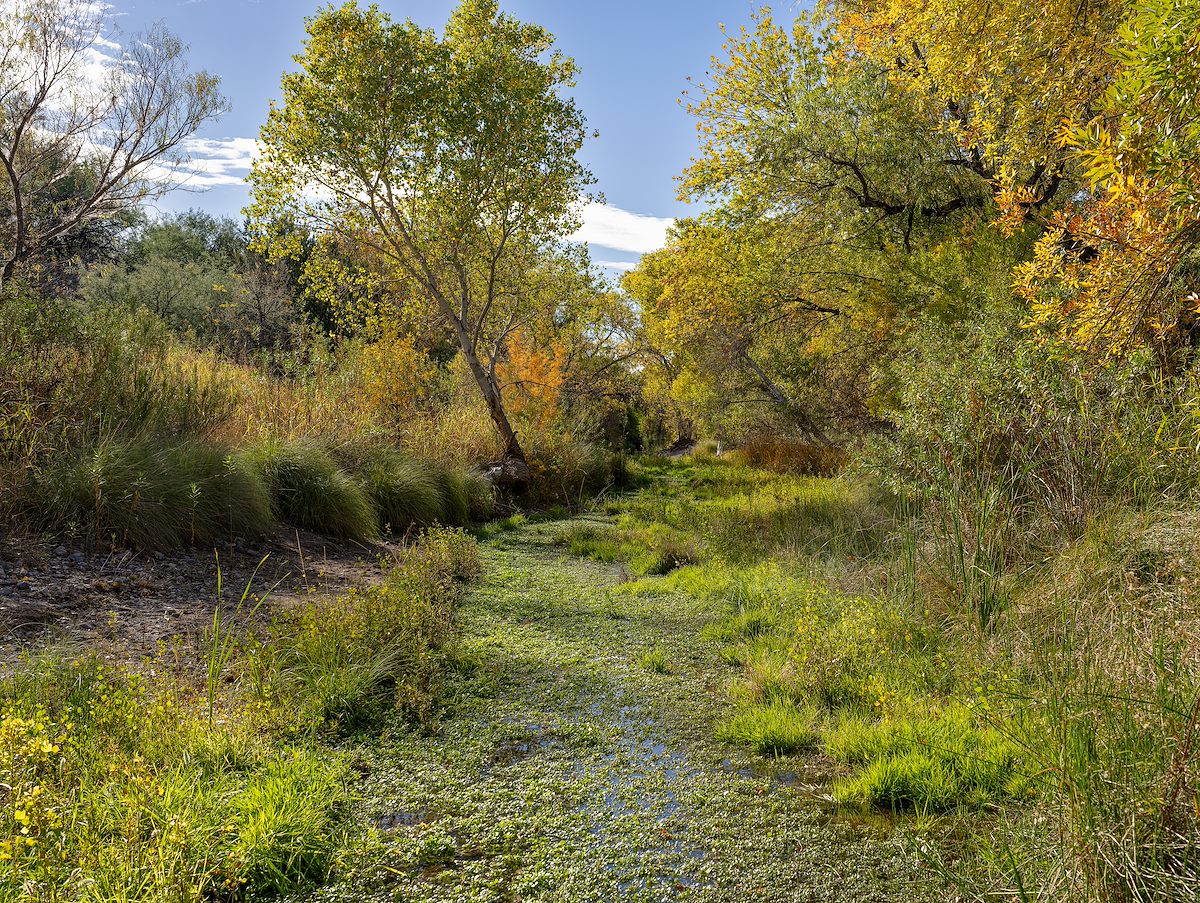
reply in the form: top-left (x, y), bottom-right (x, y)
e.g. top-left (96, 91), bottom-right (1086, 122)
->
top-left (104, 0), bottom-right (775, 272)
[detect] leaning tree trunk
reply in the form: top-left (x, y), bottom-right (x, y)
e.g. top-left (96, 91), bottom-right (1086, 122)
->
top-left (739, 349), bottom-right (833, 446)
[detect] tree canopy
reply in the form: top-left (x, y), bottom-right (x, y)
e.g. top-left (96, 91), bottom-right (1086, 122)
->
top-left (249, 0), bottom-right (595, 463)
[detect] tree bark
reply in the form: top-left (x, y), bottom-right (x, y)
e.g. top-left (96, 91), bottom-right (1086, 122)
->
top-left (456, 325), bottom-right (526, 463)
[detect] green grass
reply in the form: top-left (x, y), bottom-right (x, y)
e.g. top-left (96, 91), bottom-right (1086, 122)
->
top-left (34, 437), bottom-right (273, 550)
top-left (339, 443), bottom-right (445, 533)
top-left (555, 520), bottom-right (701, 576)
top-left (716, 702), bottom-right (820, 755)
top-left (246, 437), bottom-right (378, 541)
top-left (827, 708), bottom-right (1025, 811)
top-left (257, 528), bottom-right (479, 731)
top-left (637, 645), bottom-right (672, 673)
top-left (0, 656), bottom-right (347, 901)
top-left (0, 528), bottom-right (479, 901)
top-left (435, 466), bottom-right (471, 526)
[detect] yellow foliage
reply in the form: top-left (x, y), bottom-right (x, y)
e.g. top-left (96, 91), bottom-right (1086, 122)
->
top-left (837, 0), bottom-right (1124, 194)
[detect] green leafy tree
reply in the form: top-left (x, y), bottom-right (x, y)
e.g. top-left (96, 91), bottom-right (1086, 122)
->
top-left (249, 0), bottom-right (594, 464)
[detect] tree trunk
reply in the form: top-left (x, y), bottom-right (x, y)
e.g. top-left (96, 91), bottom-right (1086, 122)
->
top-left (738, 349), bottom-right (833, 445)
top-left (459, 340), bottom-right (526, 463)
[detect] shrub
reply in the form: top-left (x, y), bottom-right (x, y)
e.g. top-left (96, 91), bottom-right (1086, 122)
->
top-left (525, 435), bottom-right (611, 507)
top-left (34, 437), bottom-right (273, 550)
top-left (246, 437), bottom-right (377, 541)
top-left (736, 435), bottom-right (848, 476)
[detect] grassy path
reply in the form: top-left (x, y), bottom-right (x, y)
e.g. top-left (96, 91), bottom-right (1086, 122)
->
top-left (316, 513), bottom-right (940, 902)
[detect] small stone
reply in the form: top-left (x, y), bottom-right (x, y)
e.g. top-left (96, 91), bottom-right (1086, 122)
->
top-left (153, 551), bottom-right (165, 561)
top-left (54, 545), bottom-right (68, 557)
top-left (68, 551), bottom-right (85, 564)
top-left (0, 586), bottom-right (11, 597)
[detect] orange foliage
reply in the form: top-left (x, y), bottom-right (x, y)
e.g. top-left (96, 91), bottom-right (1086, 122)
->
top-left (497, 332), bottom-right (567, 434)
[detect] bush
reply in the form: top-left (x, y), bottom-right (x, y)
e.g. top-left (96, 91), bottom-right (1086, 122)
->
top-left (246, 437), bottom-right (377, 541)
top-left (34, 437), bottom-right (273, 550)
top-left (435, 466), bottom-right (470, 526)
top-left (736, 435), bottom-right (848, 476)
top-left (525, 435), bottom-right (611, 507)
top-left (265, 529), bottom-right (478, 730)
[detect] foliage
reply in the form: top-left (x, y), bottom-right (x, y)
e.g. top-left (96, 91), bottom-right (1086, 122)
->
top-left (0, 658), bottom-right (345, 901)
top-left (0, 1), bottom-right (227, 285)
top-left (1016, 0), bottom-right (1200, 356)
top-left (245, 437), bottom-right (379, 541)
top-left (249, 0), bottom-right (596, 460)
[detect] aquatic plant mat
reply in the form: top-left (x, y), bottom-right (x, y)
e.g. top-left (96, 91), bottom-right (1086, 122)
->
top-left (318, 516), bottom-right (937, 901)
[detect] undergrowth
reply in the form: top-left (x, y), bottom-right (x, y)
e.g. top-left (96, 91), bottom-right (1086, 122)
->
top-left (0, 528), bottom-right (479, 902)
top-left (583, 455), bottom-right (1200, 897)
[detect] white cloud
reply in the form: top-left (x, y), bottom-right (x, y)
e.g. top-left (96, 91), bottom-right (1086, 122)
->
top-left (571, 202), bottom-right (672, 255)
top-left (143, 140), bottom-right (676, 251)
top-left (594, 259), bottom-right (638, 272)
top-left (144, 136), bottom-right (259, 189)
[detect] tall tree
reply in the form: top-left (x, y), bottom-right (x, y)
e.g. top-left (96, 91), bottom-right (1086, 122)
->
top-left (0, 0), bottom-right (227, 285)
top-left (249, 0), bottom-right (594, 464)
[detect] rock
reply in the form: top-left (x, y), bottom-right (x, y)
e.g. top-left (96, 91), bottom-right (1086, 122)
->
top-left (68, 551), bottom-right (85, 564)
top-left (54, 545), bottom-right (68, 557)
top-left (0, 586), bottom-right (11, 597)
top-left (153, 551), bottom-right (165, 561)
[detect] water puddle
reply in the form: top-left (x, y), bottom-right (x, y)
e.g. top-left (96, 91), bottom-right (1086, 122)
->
top-left (373, 809), bottom-right (433, 831)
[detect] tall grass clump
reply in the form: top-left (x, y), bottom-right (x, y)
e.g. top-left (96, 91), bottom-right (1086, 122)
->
top-left (736, 434), bottom-right (848, 476)
top-left (246, 437), bottom-right (377, 541)
top-left (464, 470), bottom-right (496, 520)
top-left (435, 466), bottom-right (471, 526)
top-left (716, 701), bottom-right (820, 755)
top-left (333, 441), bottom-right (445, 533)
top-left (260, 528), bottom-right (480, 731)
top-left (33, 437), bottom-right (273, 550)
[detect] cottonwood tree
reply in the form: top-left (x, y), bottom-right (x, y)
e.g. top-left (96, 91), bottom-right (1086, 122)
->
top-left (249, 0), bottom-right (594, 465)
top-left (0, 0), bottom-right (227, 285)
